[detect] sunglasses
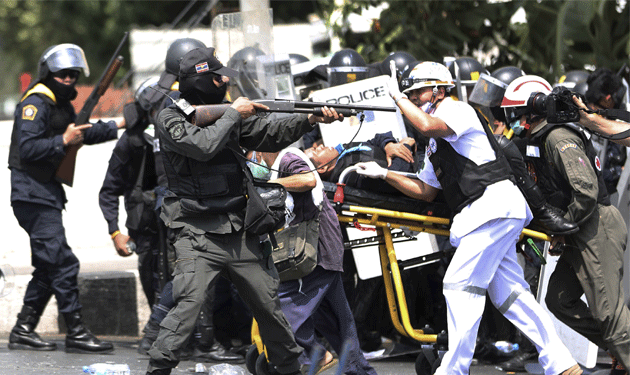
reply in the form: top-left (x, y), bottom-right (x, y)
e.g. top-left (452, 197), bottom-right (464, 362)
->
top-left (53, 69), bottom-right (80, 80)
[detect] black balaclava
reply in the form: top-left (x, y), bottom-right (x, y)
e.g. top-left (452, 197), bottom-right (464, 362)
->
top-left (180, 74), bottom-right (227, 105)
top-left (44, 74), bottom-right (78, 103)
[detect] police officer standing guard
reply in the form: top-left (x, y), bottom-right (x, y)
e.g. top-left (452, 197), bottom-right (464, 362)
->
top-left (8, 44), bottom-right (124, 353)
top-left (145, 47), bottom-right (342, 375)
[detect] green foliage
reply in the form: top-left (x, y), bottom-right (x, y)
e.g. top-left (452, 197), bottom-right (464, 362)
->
top-left (318, 0), bottom-right (629, 83)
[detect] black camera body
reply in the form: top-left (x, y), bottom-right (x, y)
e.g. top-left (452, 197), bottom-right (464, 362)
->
top-left (527, 86), bottom-right (583, 124)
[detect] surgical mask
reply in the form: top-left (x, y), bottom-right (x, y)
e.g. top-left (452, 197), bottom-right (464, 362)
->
top-left (246, 151), bottom-right (271, 180)
top-left (510, 118), bottom-right (526, 135)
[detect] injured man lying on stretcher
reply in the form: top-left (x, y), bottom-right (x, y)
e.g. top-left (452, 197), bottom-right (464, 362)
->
top-left (302, 131), bottom-right (450, 216)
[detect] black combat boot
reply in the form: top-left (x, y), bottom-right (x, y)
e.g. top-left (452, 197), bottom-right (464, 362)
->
top-left (8, 305), bottom-right (57, 351)
top-left (64, 311), bottom-right (114, 353)
top-left (525, 184), bottom-right (579, 235)
top-left (138, 318), bottom-right (160, 355)
top-left (530, 203), bottom-right (579, 235)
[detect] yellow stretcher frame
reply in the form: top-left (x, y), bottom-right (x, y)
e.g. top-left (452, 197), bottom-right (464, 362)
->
top-left (248, 203), bottom-right (551, 373)
top-left (336, 203), bottom-right (551, 344)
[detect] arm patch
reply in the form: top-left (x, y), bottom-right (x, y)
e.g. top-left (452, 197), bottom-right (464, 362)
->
top-left (22, 105), bottom-right (38, 121)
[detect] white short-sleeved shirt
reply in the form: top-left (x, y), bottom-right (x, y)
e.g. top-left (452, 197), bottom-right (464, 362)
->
top-left (418, 98), bottom-right (533, 240)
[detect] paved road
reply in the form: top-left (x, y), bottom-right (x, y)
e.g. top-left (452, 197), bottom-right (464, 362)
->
top-left (0, 334), bottom-right (612, 375)
top-left (0, 334), bottom-right (519, 375)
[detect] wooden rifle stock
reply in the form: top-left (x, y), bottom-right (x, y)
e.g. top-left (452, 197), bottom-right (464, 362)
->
top-left (55, 32), bottom-right (128, 187)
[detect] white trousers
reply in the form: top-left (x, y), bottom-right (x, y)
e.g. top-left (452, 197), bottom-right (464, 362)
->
top-left (434, 217), bottom-right (576, 375)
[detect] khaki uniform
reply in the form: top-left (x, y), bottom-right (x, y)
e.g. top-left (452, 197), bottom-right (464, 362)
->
top-left (538, 126), bottom-right (630, 368)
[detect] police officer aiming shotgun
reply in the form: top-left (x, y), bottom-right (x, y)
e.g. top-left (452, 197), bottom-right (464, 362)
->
top-left (169, 97), bottom-right (397, 127)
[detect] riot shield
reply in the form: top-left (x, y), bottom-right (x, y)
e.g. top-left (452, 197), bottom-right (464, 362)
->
top-left (211, 9), bottom-right (296, 100)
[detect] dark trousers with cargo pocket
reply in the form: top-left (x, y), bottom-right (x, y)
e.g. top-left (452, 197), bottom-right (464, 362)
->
top-left (13, 201), bottom-right (81, 316)
top-left (147, 227), bottom-right (302, 374)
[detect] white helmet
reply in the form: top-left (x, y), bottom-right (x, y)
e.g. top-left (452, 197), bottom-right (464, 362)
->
top-left (402, 61), bottom-right (455, 94)
top-left (501, 75), bottom-right (552, 124)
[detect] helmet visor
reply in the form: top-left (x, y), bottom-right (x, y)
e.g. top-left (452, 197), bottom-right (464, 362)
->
top-left (43, 44), bottom-right (90, 77)
top-left (469, 73), bottom-right (508, 107)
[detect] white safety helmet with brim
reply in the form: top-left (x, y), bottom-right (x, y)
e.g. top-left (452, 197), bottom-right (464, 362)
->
top-left (39, 43), bottom-right (89, 80)
top-left (402, 61), bottom-right (455, 94)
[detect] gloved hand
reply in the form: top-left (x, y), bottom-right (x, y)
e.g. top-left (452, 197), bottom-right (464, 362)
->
top-left (355, 161), bottom-right (388, 180)
top-left (387, 60), bottom-right (407, 103)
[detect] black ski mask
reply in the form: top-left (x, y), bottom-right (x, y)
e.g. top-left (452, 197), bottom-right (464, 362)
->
top-left (44, 75), bottom-right (78, 103)
top-left (180, 74), bottom-right (227, 105)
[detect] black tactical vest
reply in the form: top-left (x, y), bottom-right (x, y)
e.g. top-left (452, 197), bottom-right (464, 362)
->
top-left (428, 138), bottom-right (515, 216)
top-left (528, 123), bottom-right (610, 211)
top-left (161, 126), bottom-right (247, 214)
top-left (8, 89), bottom-right (74, 182)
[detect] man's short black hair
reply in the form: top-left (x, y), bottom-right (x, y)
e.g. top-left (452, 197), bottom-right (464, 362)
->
top-left (585, 67), bottom-right (624, 106)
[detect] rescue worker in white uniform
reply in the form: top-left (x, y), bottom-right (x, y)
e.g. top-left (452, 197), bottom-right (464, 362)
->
top-left (355, 61), bottom-right (581, 375)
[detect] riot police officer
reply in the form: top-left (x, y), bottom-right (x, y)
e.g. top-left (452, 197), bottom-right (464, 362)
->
top-left (501, 75), bottom-right (630, 371)
top-left (99, 77), bottom-right (162, 308)
top-left (8, 43), bottom-right (122, 353)
top-left (145, 46), bottom-right (342, 375)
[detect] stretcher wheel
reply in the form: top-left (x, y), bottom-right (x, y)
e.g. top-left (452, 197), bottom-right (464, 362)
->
top-left (255, 352), bottom-right (271, 375)
top-left (246, 344), bottom-right (259, 374)
top-left (415, 349), bottom-right (441, 375)
top-left (415, 351), bottom-right (432, 375)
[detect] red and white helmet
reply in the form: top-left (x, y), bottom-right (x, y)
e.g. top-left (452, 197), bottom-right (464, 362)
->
top-left (501, 75), bottom-right (552, 108)
top-left (501, 75), bottom-right (552, 124)
top-left (402, 61), bottom-right (455, 94)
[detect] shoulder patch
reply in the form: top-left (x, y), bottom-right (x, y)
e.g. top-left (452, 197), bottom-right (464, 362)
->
top-left (168, 123), bottom-right (186, 140)
top-left (22, 105), bottom-right (38, 121)
top-left (559, 143), bottom-right (578, 153)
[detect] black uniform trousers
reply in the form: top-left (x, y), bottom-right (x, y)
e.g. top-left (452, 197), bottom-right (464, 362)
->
top-left (12, 201), bottom-right (81, 315)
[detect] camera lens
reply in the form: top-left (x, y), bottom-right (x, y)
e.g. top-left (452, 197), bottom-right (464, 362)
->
top-left (528, 92), bottom-right (548, 116)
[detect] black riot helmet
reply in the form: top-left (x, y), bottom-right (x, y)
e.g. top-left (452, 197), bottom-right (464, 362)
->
top-left (449, 57), bottom-right (486, 87)
top-left (557, 70), bottom-right (590, 90)
top-left (492, 66), bottom-right (526, 86)
top-left (289, 53), bottom-right (309, 66)
top-left (123, 76), bottom-right (160, 132)
top-left (227, 46), bottom-right (266, 99)
top-left (381, 51), bottom-right (416, 78)
top-left (37, 43), bottom-right (90, 81)
top-left (327, 48), bottom-right (368, 87)
top-left (165, 38), bottom-right (207, 76)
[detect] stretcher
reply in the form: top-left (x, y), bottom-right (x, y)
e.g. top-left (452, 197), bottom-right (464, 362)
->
top-left (246, 168), bottom-right (552, 375)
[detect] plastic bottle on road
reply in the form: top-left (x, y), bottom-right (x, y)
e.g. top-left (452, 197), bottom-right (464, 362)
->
top-left (82, 363), bottom-right (131, 375)
top-left (493, 341), bottom-right (519, 354)
top-left (208, 363), bottom-right (247, 375)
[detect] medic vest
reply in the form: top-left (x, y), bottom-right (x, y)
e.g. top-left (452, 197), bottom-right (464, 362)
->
top-left (8, 84), bottom-right (74, 183)
top-left (160, 109), bottom-right (247, 213)
top-left (528, 123), bottom-right (610, 211)
top-left (428, 137), bottom-right (515, 216)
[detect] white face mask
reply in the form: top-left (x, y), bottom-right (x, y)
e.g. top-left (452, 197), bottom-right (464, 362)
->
top-left (246, 151), bottom-right (271, 180)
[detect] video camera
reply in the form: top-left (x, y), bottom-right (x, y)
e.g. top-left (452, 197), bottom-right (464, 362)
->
top-left (527, 86), bottom-right (584, 124)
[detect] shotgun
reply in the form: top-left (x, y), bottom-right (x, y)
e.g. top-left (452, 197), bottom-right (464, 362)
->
top-left (55, 32), bottom-right (129, 186)
top-left (189, 99), bottom-right (398, 128)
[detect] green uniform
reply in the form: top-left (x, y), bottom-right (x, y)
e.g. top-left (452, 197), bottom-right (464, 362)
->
top-left (533, 124), bottom-right (630, 368)
top-left (147, 106), bottom-right (317, 374)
